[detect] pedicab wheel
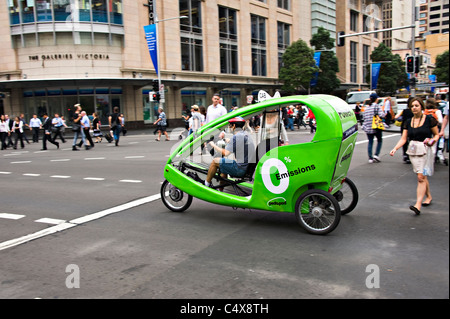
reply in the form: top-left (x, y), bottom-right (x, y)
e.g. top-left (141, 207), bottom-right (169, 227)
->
top-left (295, 189), bottom-right (341, 235)
top-left (333, 178), bottom-right (359, 215)
top-left (161, 180), bottom-right (193, 212)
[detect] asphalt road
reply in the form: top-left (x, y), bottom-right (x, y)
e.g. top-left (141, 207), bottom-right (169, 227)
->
top-left (0, 126), bottom-right (448, 303)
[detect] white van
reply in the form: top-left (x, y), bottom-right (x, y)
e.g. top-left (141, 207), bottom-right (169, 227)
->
top-left (346, 91), bottom-right (376, 110)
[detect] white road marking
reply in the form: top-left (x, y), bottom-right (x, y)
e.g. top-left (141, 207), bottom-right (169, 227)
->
top-left (23, 173), bottom-right (41, 177)
top-left (0, 213), bottom-right (26, 220)
top-left (35, 218), bottom-right (66, 225)
top-left (125, 156), bottom-right (145, 159)
top-left (10, 161), bottom-right (31, 164)
top-left (0, 172), bottom-right (12, 175)
top-left (84, 157), bottom-right (106, 160)
top-left (84, 177), bottom-right (106, 181)
top-left (50, 159), bottom-right (71, 162)
top-left (355, 133), bottom-right (399, 145)
top-left (0, 194), bottom-right (161, 251)
top-left (119, 180), bottom-right (143, 183)
top-left (50, 175), bottom-right (71, 179)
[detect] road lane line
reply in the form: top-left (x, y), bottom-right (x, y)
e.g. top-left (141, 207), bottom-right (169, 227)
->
top-left (355, 133), bottom-right (399, 145)
top-left (50, 175), bottom-right (71, 179)
top-left (10, 161), bottom-right (31, 164)
top-left (50, 159), bottom-right (71, 162)
top-left (23, 173), bottom-right (41, 177)
top-left (35, 218), bottom-right (66, 225)
top-left (84, 177), bottom-right (106, 181)
top-left (119, 180), bottom-right (143, 183)
top-left (0, 213), bottom-right (26, 220)
top-left (0, 194), bottom-right (161, 251)
top-left (0, 172), bottom-right (12, 175)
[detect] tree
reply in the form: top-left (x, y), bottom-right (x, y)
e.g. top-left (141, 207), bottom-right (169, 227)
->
top-left (366, 43), bottom-right (408, 96)
top-left (279, 39), bottom-right (318, 94)
top-left (433, 50), bottom-right (449, 85)
top-left (309, 27), bottom-right (340, 94)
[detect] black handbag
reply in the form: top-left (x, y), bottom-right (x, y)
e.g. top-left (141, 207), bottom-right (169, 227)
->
top-left (72, 123), bottom-right (81, 132)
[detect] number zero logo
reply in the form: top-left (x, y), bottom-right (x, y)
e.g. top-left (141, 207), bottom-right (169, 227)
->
top-left (261, 158), bottom-right (289, 194)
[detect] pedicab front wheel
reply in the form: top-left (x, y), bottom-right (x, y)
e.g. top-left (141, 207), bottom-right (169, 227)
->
top-left (333, 178), bottom-right (358, 215)
top-left (295, 189), bottom-right (341, 235)
top-left (161, 180), bottom-right (193, 212)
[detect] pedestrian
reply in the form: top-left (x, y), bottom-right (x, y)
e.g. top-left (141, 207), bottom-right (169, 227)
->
top-left (389, 97), bottom-right (440, 215)
top-left (29, 114), bottom-right (42, 143)
top-left (423, 98), bottom-right (443, 124)
top-left (205, 93), bottom-right (227, 124)
top-left (153, 107), bottom-right (170, 141)
top-left (296, 105), bottom-right (307, 130)
top-left (19, 114), bottom-right (30, 144)
top-left (5, 115), bottom-right (14, 148)
top-left (287, 105), bottom-right (295, 131)
top-left (71, 104), bottom-right (89, 151)
top-left (109, 106), bottom-right (123, 146)
top-left (382, 96), bottom-right (394, 127)
top-left (92, 112), bottom-right (103, 143)
top-left (51, 113), bottom-right (67, 143)
top-left (189, 105), bottom-right (202, 135)
top-left (11, 116), bottom-right (25, 149)
top-left (362, 93), bottom-right (385, 163)
top-left (80, 111), bottom-right (94, 148)
top-left (395, 97), bottom-right (415, 164)
top-left (307, 108), bottom-right (316, 134)
top-left (41, 113), bottom-right (59, 150)
top-left (0, 114), bottom-right (11, 150)
top-left (354, 102), bottom-right (362, 125)
top-left (120, 113), bottom-right (127, 136)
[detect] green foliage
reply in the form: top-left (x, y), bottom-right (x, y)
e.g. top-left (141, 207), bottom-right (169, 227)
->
top-left (433, 50), bottom-right (449, 85)
top-left (366, 43), bottom-right (408, 95)
top-left (279, 39), bottom-right (318, 94)
top-left (309, 27), bottom-right (340, 94)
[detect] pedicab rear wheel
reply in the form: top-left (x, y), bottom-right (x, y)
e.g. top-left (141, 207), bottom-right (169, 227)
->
top-left (333, 178), bottom-right (358, 215)
top-left (295, 189), bottom-right (341, 235)
top-left (161, 180), bottom-right (193, 212)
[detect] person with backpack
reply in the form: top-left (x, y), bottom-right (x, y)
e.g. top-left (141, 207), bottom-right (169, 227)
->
top-left (109, 107), bottom-right (122, 146)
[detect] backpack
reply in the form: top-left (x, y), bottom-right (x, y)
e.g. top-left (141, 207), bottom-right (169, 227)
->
top-left (424, 109), bottom-right (438, 121)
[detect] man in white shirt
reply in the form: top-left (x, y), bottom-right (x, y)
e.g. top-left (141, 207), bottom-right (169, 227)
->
top-left (29, 114), bottom-right (42, 143)
top-left (205, 94), bottom-right (227, 124)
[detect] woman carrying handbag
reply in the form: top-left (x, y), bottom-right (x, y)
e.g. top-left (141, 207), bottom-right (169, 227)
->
top-left (390, 97), bottom-right (440, 215)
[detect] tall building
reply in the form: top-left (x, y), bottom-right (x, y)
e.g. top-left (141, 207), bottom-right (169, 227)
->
top-left (382, 0), bottom-right (413, 50)
top-left (0, 0), bottom-right (310, 128)
top-left (311, 0), bottom-right (336, 40)
top-left (336, 0), bottom-right (383, 90)
top-left (418, 0), bottom-right (449, 36)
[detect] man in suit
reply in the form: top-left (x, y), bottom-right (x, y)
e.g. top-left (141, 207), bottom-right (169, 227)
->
top-left (41, 113), bottom-right (59, 150)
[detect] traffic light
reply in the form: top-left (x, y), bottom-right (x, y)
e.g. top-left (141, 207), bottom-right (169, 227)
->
top-left (414, 56), bottom-right (421, 74)
top-left (154, 92), bottom-right (160, 102)
top-left (152, 80), bottom-right (159, 93)
top-left (149, 91), bottom-right (156, 102)
top-left (337, 31), bottom-right (345, 47)
top-left (406, 56), bottom-right (414, 73)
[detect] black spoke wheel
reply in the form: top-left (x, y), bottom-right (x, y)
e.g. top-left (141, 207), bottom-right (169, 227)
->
top-left (160, 180), bottom-right (192, 212)
top-left (334, 178), bottom-right (359, 215)
top-left (295, 189), bottom-right (341, 235)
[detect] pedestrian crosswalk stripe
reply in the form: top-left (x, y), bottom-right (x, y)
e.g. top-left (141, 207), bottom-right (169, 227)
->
top-left (0, 213), bottom-right (25, 220)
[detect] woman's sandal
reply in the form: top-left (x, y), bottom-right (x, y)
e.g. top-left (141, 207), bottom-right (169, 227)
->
top-left (409, 206), bottom-right (421, 215)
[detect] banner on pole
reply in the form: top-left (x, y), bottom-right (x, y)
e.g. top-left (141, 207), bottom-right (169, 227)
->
top-left (310, 52), bottom-right (322, 87)
top-left (371, 63), bottom-right (381, 90)
top-left (144, 24), bottom-right (159, 75)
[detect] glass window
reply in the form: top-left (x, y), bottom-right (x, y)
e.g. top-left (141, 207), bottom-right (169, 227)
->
top-left (277, 22), bottom-right (290, 49)
top-left (181, 37), bottom-right (203, 72)
top-left (9, 0), bottom-right (20, 25)
top-left (54, 0), bottom-right (71, 22)
top-left (21, 0), bottom-right (35, 23)
top-left (92, 0), bottom-right (107, 23)
top-left (110, 0), bottom-right (123, 24)
top-left (180, 0), bottom-right (202, 34)
top-left (36, 0), bottom-right (52, 22)
top-left (251, 15), bottom-right (266, 46)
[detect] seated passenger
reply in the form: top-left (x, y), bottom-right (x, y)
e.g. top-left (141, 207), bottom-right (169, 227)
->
top-left (205, 117), bottom-right (255, 187)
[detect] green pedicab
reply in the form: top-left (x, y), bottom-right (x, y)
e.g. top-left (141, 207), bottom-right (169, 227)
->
top-left (161, 95), bottom-right (359, 235)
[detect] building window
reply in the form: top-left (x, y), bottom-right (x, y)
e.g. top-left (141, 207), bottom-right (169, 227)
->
top-left (180, 0), bottom-right (202, 34)
top-left (180, 0), bottom-right (203, 72)
top-left (277, 0), bottom-right (290, 11)
top-left (350, 41), bottom-right (357, 83)
top-left (251, 15), bottom-right (267, 76)
top-left (363, 45), bottom-right (369, 84)
top-left (219, 6), bottom-right (238, 74)
top-left (350, 10), bottom-right (358, 32)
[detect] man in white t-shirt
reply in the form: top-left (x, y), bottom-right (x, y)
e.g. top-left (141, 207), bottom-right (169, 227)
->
top-left (205, 94), bottom-right (227, 124)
